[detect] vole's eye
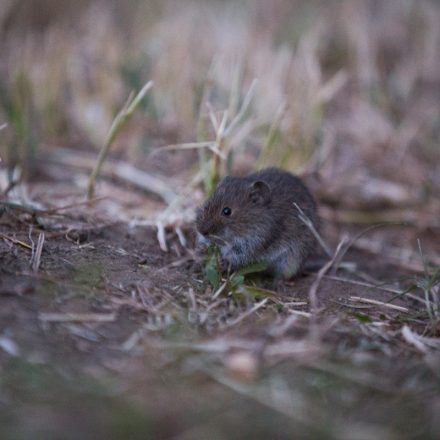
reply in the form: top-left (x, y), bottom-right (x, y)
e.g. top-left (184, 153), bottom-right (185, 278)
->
top-left (222, 207), bottom-right (232, 216)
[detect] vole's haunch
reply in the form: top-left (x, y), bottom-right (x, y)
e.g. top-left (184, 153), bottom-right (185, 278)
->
top-left (196, 167), bottom-right (319, 278)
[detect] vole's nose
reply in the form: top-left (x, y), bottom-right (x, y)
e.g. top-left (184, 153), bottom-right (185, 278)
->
top-left (198, 225), bottom-right (210, 237)
top-left (197, 219), bottom-right (213, 237)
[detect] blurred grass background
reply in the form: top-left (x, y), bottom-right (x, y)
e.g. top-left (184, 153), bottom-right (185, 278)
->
top-left (1, 0), bottom-right (439, 197)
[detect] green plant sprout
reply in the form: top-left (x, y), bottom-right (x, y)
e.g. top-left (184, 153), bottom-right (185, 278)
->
top-left (203, 243), bottom-right (268, 297)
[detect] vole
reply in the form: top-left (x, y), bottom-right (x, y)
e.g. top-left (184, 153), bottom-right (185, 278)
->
top-left (196, 167), bottom-right (319, 278)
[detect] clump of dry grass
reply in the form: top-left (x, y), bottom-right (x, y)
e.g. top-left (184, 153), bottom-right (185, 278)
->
top-left (1, 1), bottom-right (439, 239)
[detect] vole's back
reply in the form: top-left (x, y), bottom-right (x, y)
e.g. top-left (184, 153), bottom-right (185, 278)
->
top-left (244, 168), bottom-right (318, 277)
top-left (248, 168), bottom-right (317, 218)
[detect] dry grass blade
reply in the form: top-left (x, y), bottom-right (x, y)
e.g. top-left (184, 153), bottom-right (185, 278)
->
top-left (153, 141), bottom-right (216, 153)
top-left (212, 280), bottom-right (228, 300)
top-left (323, 274), bottom-right (434, 308)
top-left (86, 81), bottom-right (153, 200)
top-left (331, 224), bottom-right (405, 274)
top-left (175, 226), bottom-right (187, 247)
top-left (0, 233), bottom-right (33, 250)
top-left (39, 313), bottom-right (116, 322)
top-left (0, 335), bottom-right (19, 356)
top-left (309, 237), bottom-right (349, 313)
top-left (45, 198), bottom-right (106, 214)
top-left (223, 79), bottom-right (257, 138)
top-left (265, 340), bottom-right (320, 358)
top-left (158, 170), bottom-right (204, 220)
top-left (317, 70), bottom-right (348, 102)
top-left (0, 201), bottom-right (50, 215)
top-left (206, 102), bottom-right (219, 133)
top-left (268, 315), bottom-right (299, 337)
top-left (155, 338), bottom-right (261, 353)
top-left (120, 330), bottom-right (145, 351)
top-left (402, 325), bottom-right (440, 350)
top-left (401, 325), bottom-right (429, 354)
top-left (322, 274), bottom-right (403, 295)
top-left (294, 202), bottom-right (332, 257)
top-left (256, 102), bottom-right (287, 169)
top-left (288, 310), bottom-right (312, 318)
top-left (156, 221), bottom-right (167, 252)
top-left (30, 232), bottom-right (45, 272)
top-left (208, 144), bottom-right (227, 160)
top-left (349, 296), bottom-right (409, 312)
top-left (225, 298), bottom-right (268, 327)
top-left (417, 239), bottom-right (438, 322)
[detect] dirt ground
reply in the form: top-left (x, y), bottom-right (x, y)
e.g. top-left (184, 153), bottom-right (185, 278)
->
top-left (1, 175), bottom-right (439, 440)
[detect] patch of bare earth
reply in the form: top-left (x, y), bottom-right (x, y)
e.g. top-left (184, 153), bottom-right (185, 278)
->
top-left (1, 178), bottom-right (439, 440)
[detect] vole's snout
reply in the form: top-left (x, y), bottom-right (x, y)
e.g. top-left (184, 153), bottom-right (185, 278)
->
top-left (196, 221), bottom-right (211, 237)
top-left (197, 224), bottom-right (210, 237)
top-left (197, 216), bottom-right (217, 238)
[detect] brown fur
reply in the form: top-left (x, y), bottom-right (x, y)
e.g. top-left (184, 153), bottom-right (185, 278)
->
top-left (196, 167), bottom-right (319, 278)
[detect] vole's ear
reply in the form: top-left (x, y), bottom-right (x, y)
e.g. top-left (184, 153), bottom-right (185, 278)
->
top-left (249, 181), bottom-right (270, 205)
